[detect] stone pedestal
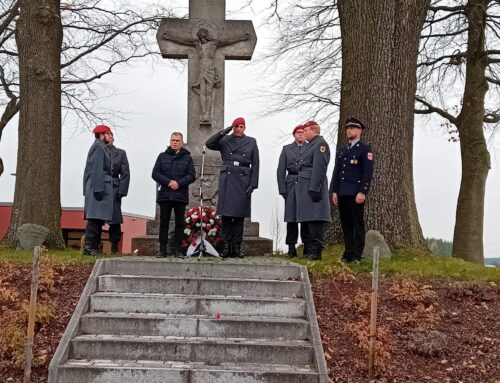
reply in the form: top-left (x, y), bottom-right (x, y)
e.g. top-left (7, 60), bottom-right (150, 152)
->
top-left (132, 153), bottom-right (273, 256)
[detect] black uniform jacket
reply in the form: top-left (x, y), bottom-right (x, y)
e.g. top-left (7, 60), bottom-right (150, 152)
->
top-left (330, 140), bottom-right (374, 196)
top-left (152, 147), bottom-right (196, 204)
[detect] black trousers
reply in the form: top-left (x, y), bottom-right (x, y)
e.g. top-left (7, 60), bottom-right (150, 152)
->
top-left (108, 224), bottom-right (121, 245)
top-left (338, 195), bottom-right (365, 261)
top-left (286, 222), bottom-right (308, 245)
top-left (302, 221), bottom-right (325, 253)
top-left (84, 219), bottom-right (105, 250)
top-left (221, 216), bottom-right (245, 244)
top-left (159, 201), bottom-right (186, 252)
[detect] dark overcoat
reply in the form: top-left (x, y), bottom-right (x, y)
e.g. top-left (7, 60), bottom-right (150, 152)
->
top-left (83, 139), bottom-right (113, 221)
top-left (329, 140), bottom-right (374, 196)
top-left (206, 131), bottom-right (259, 218)
top-left (109, 145), bottom-right (130, 224)
top-left (152, 147), bottom-right (196, 204)
top-left (276, 142), bottom-right (302, 222)
top-left (296, 135), bottom-right (331, 222)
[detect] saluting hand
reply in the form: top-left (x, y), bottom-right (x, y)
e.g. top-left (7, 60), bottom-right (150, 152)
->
top-left (168, 180), bottom-right (179, 190)
top-left (355, 192), bottom-right (366, 204)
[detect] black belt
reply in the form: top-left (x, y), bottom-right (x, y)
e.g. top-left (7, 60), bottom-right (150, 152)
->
top-left (299, 166), bottom-right (312, 171)
top-left (112, 175), bottom-right (120, 179)
top-left (288, 172), bottom-right (298, 175)
top-left (222, 160), bottom-right (251, 168)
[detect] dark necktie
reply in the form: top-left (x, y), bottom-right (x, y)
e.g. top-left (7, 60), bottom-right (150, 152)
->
top-left (347, 142), bottom-right (352, 150)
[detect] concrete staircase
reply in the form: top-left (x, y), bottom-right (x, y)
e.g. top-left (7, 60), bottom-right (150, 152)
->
top-left (49, 257), bottom-right (328, 383)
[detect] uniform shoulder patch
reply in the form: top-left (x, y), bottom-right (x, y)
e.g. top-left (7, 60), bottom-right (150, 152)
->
top-left (367, 152), bottom-right (374, 160)
top-left (320, 146), bottom-right (326, 153)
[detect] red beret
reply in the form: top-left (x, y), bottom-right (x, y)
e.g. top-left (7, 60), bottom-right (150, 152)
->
top-left (93, 125), bottom-right (111, 134)
top-left (232, 117), bottom-right (246, 127)
top-left (345, 116), bottom-right (365, 130)
top-left (293, 125), bottom-right (304, 135)
top-left (304, 120), bottom-right (320, 129)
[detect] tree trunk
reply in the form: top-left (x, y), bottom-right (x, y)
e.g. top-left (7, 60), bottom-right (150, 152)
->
top-left (452, 0), bottom-right (490, 264)
top-left (327, 0), bottom-right (430, 249)
top-left (3, 0), bottom-right (64, 248)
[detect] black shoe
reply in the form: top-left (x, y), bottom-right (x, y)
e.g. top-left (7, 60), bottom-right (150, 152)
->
top-left (233, 242), bottom-right (244, 258)
top-left (171, 249), bottom-right (184, 258)
top-left (309, 251), bottom-right (322, 261)
top-left (287, 245), bottom-right (297, 258)
top-left (83, 247), bottom-right (100, 256)
top-left (156, 250), bottom-right (168, 258)
top-left (221, 241), bottom-right (231, 258)
top-left (111, 243), bottom-right (119, 254)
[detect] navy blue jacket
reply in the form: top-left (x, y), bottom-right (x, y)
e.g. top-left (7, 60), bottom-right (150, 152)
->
top-left (330, 140), bottom-right (374, 196)
top-left (152, 147), bottom-right (196, 204)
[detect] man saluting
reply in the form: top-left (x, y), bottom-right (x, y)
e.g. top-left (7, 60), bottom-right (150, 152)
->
top-left (206, 117), bottom-right (260, 258)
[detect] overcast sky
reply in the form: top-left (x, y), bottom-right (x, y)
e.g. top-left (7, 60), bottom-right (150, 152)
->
top-left (0, 1), bottom-right (499, 257)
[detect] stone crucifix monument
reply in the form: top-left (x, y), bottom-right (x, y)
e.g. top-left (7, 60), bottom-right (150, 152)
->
top-left (130, 0), bottom-right (272, 256)
top-left (156, 0), bottom-right (257, 155)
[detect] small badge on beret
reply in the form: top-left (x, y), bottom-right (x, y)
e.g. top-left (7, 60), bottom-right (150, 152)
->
top-left (320, 146), bottom-right (326, 153)
top-left (367, 152), bottom-right (374, 160)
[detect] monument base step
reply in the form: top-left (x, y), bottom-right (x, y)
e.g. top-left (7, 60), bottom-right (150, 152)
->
top-left (131, 235), bottom-right (273, 257)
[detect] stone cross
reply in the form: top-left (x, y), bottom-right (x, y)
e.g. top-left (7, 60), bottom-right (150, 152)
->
top-left (157, 0), bottom-right (257, 156)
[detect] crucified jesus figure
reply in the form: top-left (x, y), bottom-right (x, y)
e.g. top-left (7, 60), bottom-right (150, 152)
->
top-left (163, 28), bottom-right (250, 125)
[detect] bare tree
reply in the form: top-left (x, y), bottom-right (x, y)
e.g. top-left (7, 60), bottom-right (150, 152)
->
top-left (1, 0), bottom-right (174, 247)
top-left (269, 199), bottom-right (285, 253)
top-left (0, 0), bottom-right (174, 178)
top-left (415, 0), bottom-right (500, 263)
top-left (259, 0), bottom-right (429, 249)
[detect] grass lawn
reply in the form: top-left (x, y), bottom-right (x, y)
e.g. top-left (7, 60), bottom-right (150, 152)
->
top-left (1, 244), bottom-right (499, 283)
top-left (276, 244), bottom-right (500, 283)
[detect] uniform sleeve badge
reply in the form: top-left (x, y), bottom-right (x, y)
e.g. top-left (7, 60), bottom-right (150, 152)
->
top-left (320, 146), bottom-right (326, 153)
top-left (367, 152), bottom-right (374, 160)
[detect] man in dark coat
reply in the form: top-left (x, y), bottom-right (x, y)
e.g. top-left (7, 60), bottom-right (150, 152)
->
top-left (296, 120), bottom-right (331, 260)
top-left (330, 116), bottom-right (374, 263)
top-left (206, 117), bottom-right (260, 258)
top-left (152, 132), bottom-right (196, 257)
top-left (83, 125), bottom-right (114, 256)
top-left (107, 133), bottom-right (130, 254)
top-left (277, 124), bottom-right (308, 257)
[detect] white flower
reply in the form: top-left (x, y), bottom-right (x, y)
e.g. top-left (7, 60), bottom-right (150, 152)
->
top-left (196, 222), bottom-right (201, 227)
top-left (208, 228), bottom-right (217, 236)
top-left (202, 223), bottom-right (206, 227)
top-left (209, 219), bottom-right (214, 225)
top-left (186, 217), bottom-right (191, 223)
top-left (184, 229), bottom-right (192, 235)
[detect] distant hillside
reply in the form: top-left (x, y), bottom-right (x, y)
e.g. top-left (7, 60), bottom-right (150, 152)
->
top-left (426, 237), bottom-right (452, 256)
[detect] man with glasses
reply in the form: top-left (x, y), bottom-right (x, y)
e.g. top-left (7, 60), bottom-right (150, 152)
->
top-left (206, 117), bottom-right (260, 258)
top-left (277, 124), bottom-right (308, 257)
top-left (83, 125), bottom-right (114, 256)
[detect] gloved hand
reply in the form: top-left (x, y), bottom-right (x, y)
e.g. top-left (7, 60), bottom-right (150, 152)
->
top-left (280, 192), bottom-right (287, 200)
top-left (246, 186), bottom-right (254, 198)
top-left (94, 191), bottom-right (104, 201)
top-left (309, 190), bottom-right (321, 202)
top-left (221, 126), bottom-right (233, 135)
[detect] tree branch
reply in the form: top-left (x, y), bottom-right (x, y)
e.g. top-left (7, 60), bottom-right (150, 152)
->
top-left (0, 0), bottom-right (19, 40)
top-left (415, 96), bottom-right (458, 124)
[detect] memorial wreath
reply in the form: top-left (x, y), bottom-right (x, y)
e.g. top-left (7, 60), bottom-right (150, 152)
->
top-left (181, 206), bottom-right (222, 254)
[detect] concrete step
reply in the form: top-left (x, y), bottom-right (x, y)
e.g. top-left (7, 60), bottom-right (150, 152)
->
top-left (69, 335), bottom-right (314, 365)
top-left (80, 312), bottom-right (309, 340)
top-left (103, 257), bottom-right (302, 280)
top-left (131, 235), bottom-right (273, 257)
top-left (90, 292), bottom-right (306, 318)
top-left (98, 274), bottom-right (304, 298)
top-left (146, 219), bottom-right (261, 237)
top-left (58, 360), bottom-right (319, 383)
